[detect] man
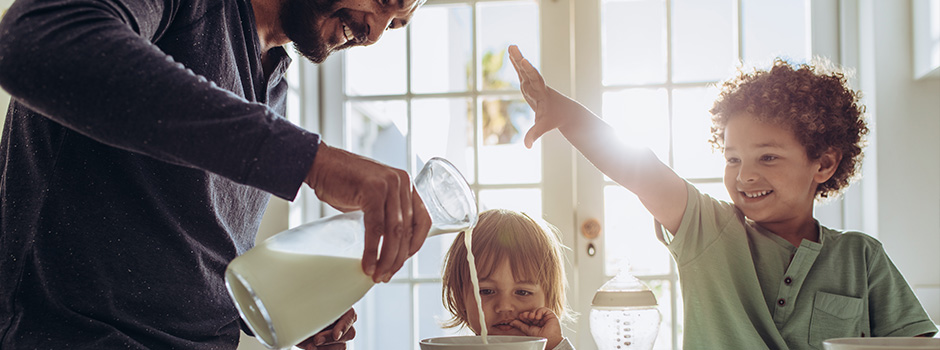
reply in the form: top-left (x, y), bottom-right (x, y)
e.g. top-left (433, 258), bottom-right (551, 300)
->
top-left (0, 0), bottom-right (430, 348)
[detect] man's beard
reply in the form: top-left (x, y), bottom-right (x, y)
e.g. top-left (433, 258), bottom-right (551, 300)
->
top-left (279, 0), bottom-right (357, 63)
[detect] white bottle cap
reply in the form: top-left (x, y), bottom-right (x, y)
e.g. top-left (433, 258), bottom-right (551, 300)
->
top-left (592, 265), bottom-right (658, 307)
top-left (591, 289), bottom-right (657, 307)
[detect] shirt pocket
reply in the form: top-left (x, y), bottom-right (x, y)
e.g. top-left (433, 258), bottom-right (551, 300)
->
top-left (809, 291), bottom-right (865, 346)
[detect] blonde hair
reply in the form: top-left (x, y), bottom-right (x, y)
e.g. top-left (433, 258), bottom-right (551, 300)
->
top-left (441, 209), bottom-right (572, 329)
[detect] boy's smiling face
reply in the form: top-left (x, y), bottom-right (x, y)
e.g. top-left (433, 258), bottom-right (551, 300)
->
top-left (464, 260), bottom-right (546, 336)
top-left (722, 114), bottom-right (833, 229)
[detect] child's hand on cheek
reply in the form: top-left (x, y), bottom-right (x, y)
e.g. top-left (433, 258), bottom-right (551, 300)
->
top-left (509, 307), bottom-right (563, 350)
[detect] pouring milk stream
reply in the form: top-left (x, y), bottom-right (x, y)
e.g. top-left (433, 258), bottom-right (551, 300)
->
top-left (225, 157), bottom-right (487, 349)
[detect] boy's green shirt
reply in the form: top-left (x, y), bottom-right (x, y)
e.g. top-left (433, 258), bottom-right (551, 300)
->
top-left (663, 182), bottom-right (937, 350)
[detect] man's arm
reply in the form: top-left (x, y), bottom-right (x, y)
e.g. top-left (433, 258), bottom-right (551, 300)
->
top-left (0, 0), bottom-right (317, 199)
top-left (0, 0), bottom-right (433, 281)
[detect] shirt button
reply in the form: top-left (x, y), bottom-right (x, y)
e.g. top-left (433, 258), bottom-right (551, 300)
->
top-left (784, 276), bottom-right (792, 284)
top-left (777, 298), bottom-right (786, 306)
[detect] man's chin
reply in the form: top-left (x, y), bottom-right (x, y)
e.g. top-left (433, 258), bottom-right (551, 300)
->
top-left (293, 42), bottom-right (357, 64)
top-left (292, 43), bottom-right (330, 63)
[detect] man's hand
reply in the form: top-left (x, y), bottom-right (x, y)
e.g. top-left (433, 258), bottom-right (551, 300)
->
top-left (305, 142), bottom-right (432, 283)
top-left (296, 309), bottom-right (357, 350)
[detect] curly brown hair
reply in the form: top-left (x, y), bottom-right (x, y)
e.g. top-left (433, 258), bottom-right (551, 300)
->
top-left (708, 58), bottom-right (869, 199)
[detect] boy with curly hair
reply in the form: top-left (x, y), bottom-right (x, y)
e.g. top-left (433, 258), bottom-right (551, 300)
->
top-left (508, 45), bottom-right (937, 349)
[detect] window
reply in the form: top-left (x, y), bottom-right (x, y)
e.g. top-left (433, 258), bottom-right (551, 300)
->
top-left (298, 0), bottom-right (841, 349)
top-left (313, 1), bottom-right (541, 349)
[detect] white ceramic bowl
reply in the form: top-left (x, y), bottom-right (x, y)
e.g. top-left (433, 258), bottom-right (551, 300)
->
top-left (419, 336), bottom-right (547, 350)
top-left (823, 337), bottom-right (940, 350)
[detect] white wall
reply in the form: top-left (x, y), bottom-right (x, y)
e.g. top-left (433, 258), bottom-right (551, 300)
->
top-left (858, 0), bottom-right (940, 323)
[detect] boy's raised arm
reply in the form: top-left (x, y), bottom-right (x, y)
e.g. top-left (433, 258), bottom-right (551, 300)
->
top-left (508, 45), bottom-right (688, 233)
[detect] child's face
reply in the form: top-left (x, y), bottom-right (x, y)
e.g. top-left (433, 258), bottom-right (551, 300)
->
top-left (463, 260), bottom-right (547, 336)
top-left (722, 114), bottom-right (824, 224)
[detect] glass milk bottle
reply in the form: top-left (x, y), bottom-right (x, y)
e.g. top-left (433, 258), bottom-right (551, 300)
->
top-left (225, 157), bottom-right (477, 350)
top-left (590, 268), bottom-right (662, 350)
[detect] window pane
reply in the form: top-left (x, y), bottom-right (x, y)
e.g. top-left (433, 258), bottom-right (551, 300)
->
top-left (672, 0), bottom-right (736, 83)
top-left (417, 282), bottom-right (469, 343)
top-left (390, 260), bottom-right (413, 281)
top-left (417, 234), bottom-right (456, 278)
top-left (601, 89), bottom-right (669, 162)
top-left (742, 0), bottom-right (808, 65)
top-left (286, 85), bottom-right (300, 125)
top-left (346, 100), bottom-right (408, 171)
top-left (346, 28), bottom-right (407, 96)
top-left (602, 0), bottom-right (666, 85)
top-left (645, 279), bottom-right (676, 350)
top-left (672, 87), bottom-right (724, 179)
top-left (478, 189), bottom-right (542, 219)
top-left (285, 51), bottom-right (302, 125)
top-left (478, 97), bottom-right (539, 184)
top-left (674, 280), bottom-right (685, 349)
top-left (604, 185), bottom-right (671, 276)
top-left (412, 98), bottom-right (475, 183)
top-left (411, 4), bottom-right (472, 94)
top-left (478, 1), bottom-right (539, 91)
top-left (353, 283), bottom-right (411, 349)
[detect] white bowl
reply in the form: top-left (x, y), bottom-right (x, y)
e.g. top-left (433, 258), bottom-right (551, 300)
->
top-left (419, 336), bottom-right (547, 350)
top-left (823, 337), bottom-right (940, 350)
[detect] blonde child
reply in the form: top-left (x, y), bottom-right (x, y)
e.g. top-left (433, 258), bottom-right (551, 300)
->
top-left (508, 45), bottom-right (937, 349)
top-left (441, 209), bottom-right (576, 350)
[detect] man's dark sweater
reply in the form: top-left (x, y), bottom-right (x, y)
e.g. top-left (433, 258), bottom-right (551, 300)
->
top-left (0, 0), bottom-right (320, 347)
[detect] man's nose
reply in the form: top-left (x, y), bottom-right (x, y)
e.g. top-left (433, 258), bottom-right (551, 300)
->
top-left (363, 13), bottom-right (395, 45)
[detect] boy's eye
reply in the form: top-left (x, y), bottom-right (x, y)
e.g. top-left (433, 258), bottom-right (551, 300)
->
top-left (515, 290), bottom-right (533, 296)
top-left (725, 157), bottom-right (740, 165)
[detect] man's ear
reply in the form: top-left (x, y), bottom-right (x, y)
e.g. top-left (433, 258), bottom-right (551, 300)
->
top-left (814, 148), bottom-right (842, 183)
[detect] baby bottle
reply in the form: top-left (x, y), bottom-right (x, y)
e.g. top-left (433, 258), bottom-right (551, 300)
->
top-left (225, 157), bottom-right (477, 350)
top-left (589, 267), bottom-right (662, 350)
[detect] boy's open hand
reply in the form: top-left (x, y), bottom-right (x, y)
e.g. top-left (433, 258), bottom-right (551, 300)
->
top-left (509, 307), bottom-right (563, 350)
top-left (508, 45), bottom-right (568, 149)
